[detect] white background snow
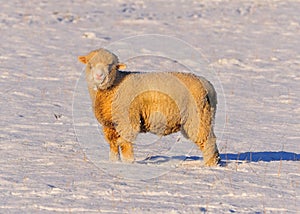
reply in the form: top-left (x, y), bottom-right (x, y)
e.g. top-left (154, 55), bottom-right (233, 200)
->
top-left (0, 0), bottom-right (299, 213)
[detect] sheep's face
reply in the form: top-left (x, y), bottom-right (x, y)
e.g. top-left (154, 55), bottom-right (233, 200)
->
top-left (78, 49), bottom-right (126, 90)
top-left (90, 62), bottom-right (112, 86)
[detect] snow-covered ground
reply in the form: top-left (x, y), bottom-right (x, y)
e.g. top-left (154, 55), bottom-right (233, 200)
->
top-left (1, 0), bottom-right (299, 213)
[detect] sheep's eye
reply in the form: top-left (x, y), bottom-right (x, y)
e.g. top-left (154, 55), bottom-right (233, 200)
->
top-left (108, 64), bottom-right (114, 71)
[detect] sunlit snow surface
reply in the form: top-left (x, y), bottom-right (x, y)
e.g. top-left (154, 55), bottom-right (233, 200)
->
top-left (1, 0), bottom-right (299, 213)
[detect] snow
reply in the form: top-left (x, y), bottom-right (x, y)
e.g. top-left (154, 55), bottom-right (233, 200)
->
top-left (1, 0), bottom-right (299, 213)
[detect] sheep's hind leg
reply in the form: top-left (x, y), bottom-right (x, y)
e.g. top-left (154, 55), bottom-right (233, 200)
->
top-left (189, 122), bottom-right (220, 166)
top-left (194, 101), bottom-right (220, 166)
top-left (201, 131), bottom-right (220, 166)
top-left (184, 125), bottom-right (220, 166)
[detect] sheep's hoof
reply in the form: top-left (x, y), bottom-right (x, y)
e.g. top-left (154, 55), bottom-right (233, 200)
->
top-left (120, 142), bottom-right (134, 163)
top-left (204, 156), bottom-right (220, 167)
top-left (109, 152), bottom-right (120, 162)
top-left (122, 156), bottom-right (135, 163)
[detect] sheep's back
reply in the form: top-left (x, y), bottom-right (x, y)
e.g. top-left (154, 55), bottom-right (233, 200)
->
top-left (171, 72), bottom-right (217, 108)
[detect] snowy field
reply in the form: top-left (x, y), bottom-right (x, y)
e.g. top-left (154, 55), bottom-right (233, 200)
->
top-left (1, 0), bottom-right (299, 213)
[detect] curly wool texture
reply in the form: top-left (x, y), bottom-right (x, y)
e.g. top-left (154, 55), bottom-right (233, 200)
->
top-left (78, 48), bottom-right (220, 166)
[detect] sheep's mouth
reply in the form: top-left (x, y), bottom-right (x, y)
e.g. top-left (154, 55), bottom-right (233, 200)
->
top-left (94, 73), bottom-right (107, 84)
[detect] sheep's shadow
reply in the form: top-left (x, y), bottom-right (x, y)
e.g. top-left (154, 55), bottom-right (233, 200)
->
top-left (137, 151), bottom-right (300, 165)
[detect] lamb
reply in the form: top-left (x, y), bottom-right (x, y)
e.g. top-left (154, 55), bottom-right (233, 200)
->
top-left (78, 48), bottom-right (220, 166)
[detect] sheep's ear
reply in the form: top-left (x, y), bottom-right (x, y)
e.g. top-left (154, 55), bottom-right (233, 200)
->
top-left (117, 63), bottom-right (126, 70)
top-left (78, 56), bottom-right (88, 64)
top-left (78, 51), bottom-right (98, 64)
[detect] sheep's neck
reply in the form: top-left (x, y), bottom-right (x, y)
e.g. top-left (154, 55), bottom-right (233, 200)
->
top-left (86, 70), bottom-right (122, 109)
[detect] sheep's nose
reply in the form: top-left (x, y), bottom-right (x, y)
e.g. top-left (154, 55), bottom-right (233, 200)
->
top-left (95, 73), bottom-right (104, 80)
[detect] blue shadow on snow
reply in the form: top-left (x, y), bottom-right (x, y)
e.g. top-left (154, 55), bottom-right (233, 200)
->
top-left (220, 151), bottom-right (300, 162)
top-left (139, 151), bottom-right (300, 165)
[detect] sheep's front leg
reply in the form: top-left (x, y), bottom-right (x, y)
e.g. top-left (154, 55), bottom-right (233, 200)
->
top-left (109, 142), bottom-right (120, 162)
top-left (103, 127), bottom-right (135, 162)
top-left (118, 138), bottom-right (134, 163)
top-left (103, 127), bottom-right (120, 162)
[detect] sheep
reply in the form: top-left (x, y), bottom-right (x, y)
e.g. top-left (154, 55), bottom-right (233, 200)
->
top-left (78, 48), bottom-right (220, 166)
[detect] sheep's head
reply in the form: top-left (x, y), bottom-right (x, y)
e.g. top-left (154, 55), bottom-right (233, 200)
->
top-left (78, 48), bottom-right (126, 90)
